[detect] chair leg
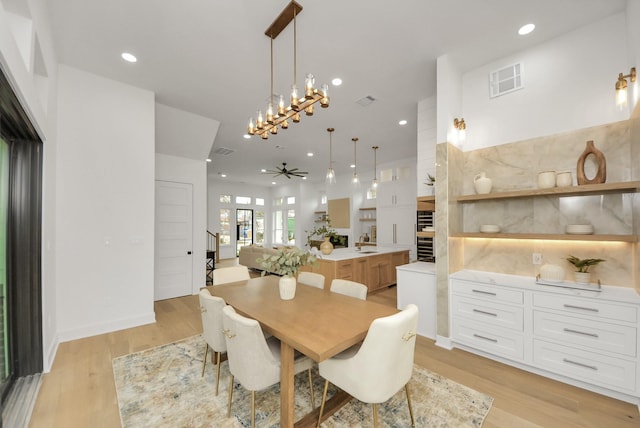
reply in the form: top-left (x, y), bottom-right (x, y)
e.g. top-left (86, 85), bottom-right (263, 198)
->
top-left (317, 379), bottom-right (329, 428)
top-left (307, 368), bottom-right (315, 409)
top-left (372, 403), bottom-right (379, 428)
top-left (227, 375), bottom-right (234, 417)
top-left (214, 351), bottom-right (222, 396)
top-left (405, 384), bottom-right (415, 427)
top-left (251, 390), bottom-right (256, 428)
top-left (201, 343), bottom-right (209, 377)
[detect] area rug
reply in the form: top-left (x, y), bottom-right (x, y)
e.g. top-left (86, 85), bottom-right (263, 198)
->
top-left (113, 335), bottom-right (493, 427)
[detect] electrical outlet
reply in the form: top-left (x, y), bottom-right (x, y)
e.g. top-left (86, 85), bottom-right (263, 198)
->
top-left (532, 253), bottom-right (542, 265)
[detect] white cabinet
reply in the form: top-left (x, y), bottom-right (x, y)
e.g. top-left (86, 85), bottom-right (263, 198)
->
top-left (396, 262), bottom-right (436, 339)
top-left (450, 270), bottom-right (640, 404)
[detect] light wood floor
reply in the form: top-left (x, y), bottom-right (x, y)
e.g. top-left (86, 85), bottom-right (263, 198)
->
top-left (29, 260), bottom-right (639, 427)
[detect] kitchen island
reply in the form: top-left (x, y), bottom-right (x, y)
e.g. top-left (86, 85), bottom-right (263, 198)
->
top-left (300, 247), bottom-right (409, 293)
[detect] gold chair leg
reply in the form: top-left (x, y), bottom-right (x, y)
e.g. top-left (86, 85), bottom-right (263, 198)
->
top-left (201, 343), bottom-right (209, 377)
top-left (372, 403), bottom-right (379, 428)
top-left (227, 375), bottom-right (234, 418)
top-left (405, 384), bottom-right (415, 427)
top-left (317, 379), bottom-right (329, 428)
top-left (215, 351), bottom-right (222, 396)
top-left (251, 390), bottom-right (256, 428)
top-left (308, 368), bottom-right (315, 409)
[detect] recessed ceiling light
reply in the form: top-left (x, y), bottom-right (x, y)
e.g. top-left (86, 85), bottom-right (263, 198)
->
top-left (399, 119), bottom-right (408, 125)
top-left (518, 23), bottom-right (535, 35)
top-left (121, 52), bottom-right (137, 63)
top-left (271, 181), bottom-right (276, 185)
top-left (243, 134), bottom-right (251, 139)
top-left (307, 152), bottom-right (314, 157)
top-left (206, 158), bottom-right (212, 162)
top-left (350, 164), bottom-right (355, 168)
top-left (261, 168), bottom-right (267, 173)
top-left (220, 173), bottom-right (227, 178)
top-left (302, 177), bottom-right (307, 180)
top-left (331, 78), bottom-right (342, 86)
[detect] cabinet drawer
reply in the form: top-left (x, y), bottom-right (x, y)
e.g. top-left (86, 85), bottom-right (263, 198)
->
top-left (533, 339), bottom-right (636, 393)
top-left (453, 319), bottom-right (524, 360)
top-left (336, 260), bottom-right (354, 279)
top-left (451, 279), bottom-right (523, 304)
top-left (534, 311), bottom-right (636, 357)
top-left (533, 293), bottom-right (637, 323)
top-left (452, 296), bottom-right (524, 331)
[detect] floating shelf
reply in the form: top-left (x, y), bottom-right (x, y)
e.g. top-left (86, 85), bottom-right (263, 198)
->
top-left (416, 231), bottom-right (435, 238)
top-left (456, 181), bottom-right (640, 202)
top-left (359, 207), bottom-right (376, 211)
top-left (359, 218), bottom-right (377, 222)
top-left (451, 232), bottom-right (637, 242)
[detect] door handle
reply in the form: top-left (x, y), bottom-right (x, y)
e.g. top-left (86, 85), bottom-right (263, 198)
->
top-left (187, 251), bottom-right (192, 255)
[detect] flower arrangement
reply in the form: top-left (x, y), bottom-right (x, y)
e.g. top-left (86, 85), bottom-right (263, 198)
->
top-left (259, 247), bottom-right (317, 277)
top-left (305, 216), bottom-right (346, 248)
top-left (565, 255), bottom-right (605, 273)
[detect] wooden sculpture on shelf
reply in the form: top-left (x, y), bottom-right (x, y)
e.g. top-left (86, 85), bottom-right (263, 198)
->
top-left (577, 140), bottom-right (606, 185)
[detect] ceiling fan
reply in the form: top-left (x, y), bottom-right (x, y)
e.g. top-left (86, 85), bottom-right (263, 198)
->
top-left (264, 162), bottom-right (308, 179)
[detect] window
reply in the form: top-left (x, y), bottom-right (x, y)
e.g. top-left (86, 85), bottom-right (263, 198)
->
top-left (287, 196), bottom-right (295, 205)
top-left (367, 188), bottom-right (377, 199)
top-left (256, 198), bottom-right (265, 206)
top-left (273, 210), bottom-right (284, 244)
top-left (274, 197), bottom-right (283, 206)
top-left (236, 196), bottom-right (251, 204)
top-left (321, 194), bottom-right (327, 205)
top-left (220, 194), bottom-right (231, 204)
top-left (255, 210), bottom-right (265, 244)
top-left (287, 209), bottom-right (295, 244)
top-left (219, 209), bottom-right (231, 244)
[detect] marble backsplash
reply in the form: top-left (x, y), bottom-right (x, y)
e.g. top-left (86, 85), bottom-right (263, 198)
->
top-left (455, 119), bottom-right (637, 288)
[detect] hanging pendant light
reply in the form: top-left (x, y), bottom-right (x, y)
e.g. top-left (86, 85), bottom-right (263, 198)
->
top-left (371, 146), bottom-right (379, 190)
top-left (326, 128), bottom-right (336, 185)
top-left (351, 137), bottom-right (360, 187)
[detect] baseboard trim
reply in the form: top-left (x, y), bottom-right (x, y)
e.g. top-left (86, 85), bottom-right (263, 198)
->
top-left (43, 333), bottom-right (60, 373)
top-left (57, 312), bottom-right (156, 343)
top-left (435, 335), bottom-right (453, 350)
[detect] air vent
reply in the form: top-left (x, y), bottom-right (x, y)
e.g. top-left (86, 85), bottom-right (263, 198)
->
top-left (489, 63), bottom-right (523, 98)
top-left (355, 95), bottom-right (377, 107)
top-left (213, 147), bottom-right (234, 156)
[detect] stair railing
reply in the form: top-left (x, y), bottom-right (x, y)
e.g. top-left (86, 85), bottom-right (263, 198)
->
top-left (207, 231), bottom-right (220, 263)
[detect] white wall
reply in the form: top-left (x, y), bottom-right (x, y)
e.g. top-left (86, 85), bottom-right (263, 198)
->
top-left (0, 0), bottom-right (59, 370)
top-left (56, 65), bottom-right (155, 341)
top-left (436, 54), bottom-right (462, 145)
top-left (627, 1), bottom-right (640, 112)
top-left (156, 154), bottom-right (207, 293)
top-left (461, 13), bottom-right (630, 151)
top-left (417, 96), bottom-right (437, 196)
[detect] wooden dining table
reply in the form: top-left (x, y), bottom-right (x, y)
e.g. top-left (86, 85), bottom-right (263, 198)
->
top-left (206, 275), bottom-right (398, 427)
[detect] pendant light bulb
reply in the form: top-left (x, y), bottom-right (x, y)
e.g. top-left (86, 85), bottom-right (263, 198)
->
top-left (352, 137), bottom-right (360, 187)
top-left (326, 128), bottom-right (336, 185)
top-left (371, 145), bottom-right (379, 190)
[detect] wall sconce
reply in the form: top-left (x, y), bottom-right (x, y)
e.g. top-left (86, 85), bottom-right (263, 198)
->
top-left (453, 117), bottom-right (466, 142)
top-left (615, 67), bottom-right (636, 110)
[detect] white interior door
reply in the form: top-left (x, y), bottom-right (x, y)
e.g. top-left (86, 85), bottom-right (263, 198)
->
top-left (155, 180), bottom-right (193, 301)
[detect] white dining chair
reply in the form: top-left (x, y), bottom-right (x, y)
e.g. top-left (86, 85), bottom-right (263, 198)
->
top-left (198, 289), bottom-right (227, 396)
top-left (317, 304), bottom-right (419, 428)
top-left (330, 278), bottom-right (368, 300)
top-left (222, 305), bottom-right (316, 428)
top-left (213, 265), bottom-right (250, 285)
top-left (298, 271), bottom-right (325, 289)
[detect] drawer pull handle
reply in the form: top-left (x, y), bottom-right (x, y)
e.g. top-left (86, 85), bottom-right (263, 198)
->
top-left (563, 304), bottom-right (599, 313)
top-left (472, 289), bottom-right (497, 296)
top-left (473, 309), bottom-right (498, 317)
top-left (563, 328), bottom-right (599, 338)
top-left (473, 333), bottom-right (498, 343)
top-left (562, 358), bottom-right (598, 371)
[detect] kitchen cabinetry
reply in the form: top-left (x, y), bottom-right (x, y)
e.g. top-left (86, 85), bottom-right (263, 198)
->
top-left (450, 270), bottom-right (640, 403)
top-left (357, 207), bottom-right (376, 247)
top-left (396, 262), bottom-right (436, 339)
top-left (376, 162), bottom-right (417, 259)
top-left (454, 181), bottom-right (640, 242)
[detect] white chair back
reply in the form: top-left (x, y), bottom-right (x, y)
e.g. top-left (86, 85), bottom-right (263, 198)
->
top-left (222, 305), bottom-right (280, 391)
top-left (199, 289), bottom-right (227, 352)
top-left (297, 271), bottom-right (325, 289)
top-left (321, 304), bottom-right (419, 404)
top-left (330, 279), bottom-right (368, 300)
top-left (213, 265), bottom-right (250, 285)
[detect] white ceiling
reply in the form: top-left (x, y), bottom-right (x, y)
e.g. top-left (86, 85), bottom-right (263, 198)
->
top-left (45, 0), bottom-right (627, 186)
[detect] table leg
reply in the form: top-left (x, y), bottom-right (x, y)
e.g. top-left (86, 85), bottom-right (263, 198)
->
top-left (281, 341), bottom-right (295, 427)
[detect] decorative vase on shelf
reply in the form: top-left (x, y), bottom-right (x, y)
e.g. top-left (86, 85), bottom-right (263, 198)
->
top-left (473, 172), bottom-right (492, 194)
top-left (279, 275), bottom-right (297, 300)
top-left (320, 236), bottom-right (334, 255)
top-left (574, 272), bottom-right (591, 284)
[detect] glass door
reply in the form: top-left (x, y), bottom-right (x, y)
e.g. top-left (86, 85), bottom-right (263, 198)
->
top-left (236, 209), bottom-right (253, 256)
top-left (0, 137), bottom-right (10, 396)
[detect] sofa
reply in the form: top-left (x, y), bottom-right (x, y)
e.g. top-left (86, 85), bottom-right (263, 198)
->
top-left (238, 244), bottom-right (298, 271)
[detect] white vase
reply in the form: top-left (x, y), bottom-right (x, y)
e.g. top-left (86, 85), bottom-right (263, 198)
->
top-left (574, 272), bottom-right (590, 284)
top-left (279, 275), bottom-right (297, 300)
top-left (473, 172), bottom-right (492, 194)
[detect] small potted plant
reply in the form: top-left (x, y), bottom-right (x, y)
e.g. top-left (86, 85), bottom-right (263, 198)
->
top-left (259, 247), bottom-right (317, 300)
top-left (305, 216), bottom-right (346, 254)
top-left (565, 255), bottom-right (605, 284)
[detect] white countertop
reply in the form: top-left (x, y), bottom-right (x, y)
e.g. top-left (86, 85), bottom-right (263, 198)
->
top-left (315, 246), bottom-right (407, 261)
top-left (396, 261), bottom-right (436, 274)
